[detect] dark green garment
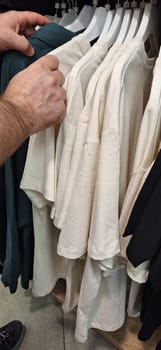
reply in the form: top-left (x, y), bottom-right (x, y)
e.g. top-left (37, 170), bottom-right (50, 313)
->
top-left (0, 23), bottom-right (75, 293)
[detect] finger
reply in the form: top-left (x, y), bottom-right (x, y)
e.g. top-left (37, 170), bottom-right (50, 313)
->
top-left (38, 55), bottom-right (59, 71)
top-left (22, 27), bottom-right (35, 37)
top-left (52, 70), bottom-right (65, 86)
top-left (55, 86), bottom-right (67, 102)
top-left (18, 11), bottom-right (51, 29)
top-left (11, 33), bottom-right (35, 56)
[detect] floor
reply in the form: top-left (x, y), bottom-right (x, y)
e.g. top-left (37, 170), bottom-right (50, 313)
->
top-left (0, 280), bottom-right (117, 350)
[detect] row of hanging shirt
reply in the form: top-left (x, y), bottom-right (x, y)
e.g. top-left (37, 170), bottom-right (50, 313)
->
top-left (18, 0), bottom-right (161, 345)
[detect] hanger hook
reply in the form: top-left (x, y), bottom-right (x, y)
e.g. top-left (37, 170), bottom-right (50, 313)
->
top-left (124, 0), bottom-right (130, 9)
top-left (140, 0), bottom-right (145, 8)
top-left (105, 1), bottom-right (111, 10)
top-left (131, 0), bottom-right (138, 8)
top-left (116, 0), bottom-right (122, 9)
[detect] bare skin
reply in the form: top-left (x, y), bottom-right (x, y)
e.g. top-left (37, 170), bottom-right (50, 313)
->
top-left (0, 10), bottom-right (51, 55)
top-left (0, 11), bottom-right (67, 165)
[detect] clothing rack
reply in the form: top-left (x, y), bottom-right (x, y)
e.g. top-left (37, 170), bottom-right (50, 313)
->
top-left (50, 2), bottom-right (161, 348)
top-left (1, 1), bottom-right (160, 349)
top-left (52, 279), bottom-right (161, 349)
top-left (0, 2), bottom-right (160, 350)
top-left (49, 1), bottom-right (161, 349)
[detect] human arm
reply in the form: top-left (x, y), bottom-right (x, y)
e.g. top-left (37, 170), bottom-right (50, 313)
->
top-left (0, 10), bottom-right (51, 56)
top-left (0, 55), bottom-right (66, 165)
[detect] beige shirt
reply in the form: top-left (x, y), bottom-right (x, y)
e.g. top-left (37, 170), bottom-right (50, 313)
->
top-left (75, 256), bottom-right (127, 342)
top-left (32, 205), bottom-right (85, 313)
top-left (20, 34), bottom-right (90, 207)
top-left (120, 56), bottom-right (161, 260)
top-left (56, 40), bottom-right (153, 261)
top-left (88, 39), bottom-right (154, 261)
top-left (58, 41), bottom-right (154, 341)
top-left (55, 45), bottom-right (123, 259)
top-left (53, 40), bottom-right (112, 226)
top-left (118, 58), bottom-right (161, 316)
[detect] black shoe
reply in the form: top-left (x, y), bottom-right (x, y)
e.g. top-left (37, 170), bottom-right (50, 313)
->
top-left (0, 320), bottom-right (25, 350)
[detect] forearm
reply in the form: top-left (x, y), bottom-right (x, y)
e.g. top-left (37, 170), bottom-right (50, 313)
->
top-left (0, 98), bottom-right (28, 165)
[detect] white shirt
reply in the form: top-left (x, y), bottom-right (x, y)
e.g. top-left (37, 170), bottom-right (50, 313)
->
top-left (21, 34), bottom-right (90, 207)
top-left (118, 58), bottom-right (161, 316)
top-left (56, 45), bottom-right (129, 339)
top-left (56, 44), bottom-right (123, 258)
top-left (32, 204), bottom-right (85, 313)
top-left (88, 39), bottom-right (154, 261)
top-left (120, 56), bottom-right (161, 260)
top-left (75, 256), bottom-right (127, 342)
top-left (53, 40), bottom-right (112, 227)
top-left (56, 40), bottom-right (153, 261)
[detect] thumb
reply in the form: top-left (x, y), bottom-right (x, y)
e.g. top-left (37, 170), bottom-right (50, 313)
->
top-left (11, 33), bottom-right (35, 56)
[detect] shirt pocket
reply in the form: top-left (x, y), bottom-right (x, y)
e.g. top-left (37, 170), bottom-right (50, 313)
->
top-left (98, 129), bottom-right (120, 183)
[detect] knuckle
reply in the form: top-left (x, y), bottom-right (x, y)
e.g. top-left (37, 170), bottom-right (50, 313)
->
top-left (59, 71), bottom-right (65, 85)
top-left (55, 86), bottom-right (66, 101)
top-left (10, 10), bottom-right (16, 15)
top-left (48, 55), bottom-right (59, 69)
top-left (53, 70), bottom-right (65, 86)
top-left (52, 55), bottom-right (59, 66)
top-left (39, 56), bottom-right (48, 65)
top-left (52, 71), bottom-right (60, 84)
top-left (37, 55), bottom-right (59, 69)
top-left (24, 10), bottom-right (32, 16)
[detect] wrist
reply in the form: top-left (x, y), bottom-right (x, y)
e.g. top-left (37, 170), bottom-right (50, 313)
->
top-left (0, 96), bottom-right (30, 140)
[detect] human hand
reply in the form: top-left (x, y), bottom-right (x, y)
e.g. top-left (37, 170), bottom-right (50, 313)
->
top-left (2, 55), bottom-right (66, 136)
top-left (0, 10), bottom-right (51, 56)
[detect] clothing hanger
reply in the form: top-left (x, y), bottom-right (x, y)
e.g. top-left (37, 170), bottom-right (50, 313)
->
top-left (124, 2), bottom-right (143, 42)
top-left (59, 11), bottom-right (77, 26)
top-left (115, 1), bottom-right (132, 44)
top-left (59, 0), bottom-right (77, 26)
top-left (135, 0), bottom-right (159, 42)
top-left (100, 3), bottom-right (124, 46)
top-left (65, 4), bottom-right (95, 32)
top-left (83, 6), bottom-right (107, 41)
top-left (97, 5), bottom-right (115, 42)
top-left (49, 0), bottom-right (61, 23)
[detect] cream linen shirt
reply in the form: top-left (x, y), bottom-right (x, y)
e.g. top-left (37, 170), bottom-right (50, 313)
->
top-left (88, 39), bottom-right (154, 261)
top-left (55, 45), bottom-right (123, 257)
top-left (72, 42), bottom-right (155, 334)
top-left (56, 43), bottom-right (141, 259)
top-left (75, 256), bottom-right (127, 342)
top-left (119, 58), bottom-right (161, 318)
top-left (120, 56), bottom-right (161, 260)
top-left (20, 34), bottom-right (90, 207)
top-left (59, 42), bottom-right (153, 341)
top-left (32, 205), bottom-right (85, 312)
top-left (53, 40), bottom-right (112, 226)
